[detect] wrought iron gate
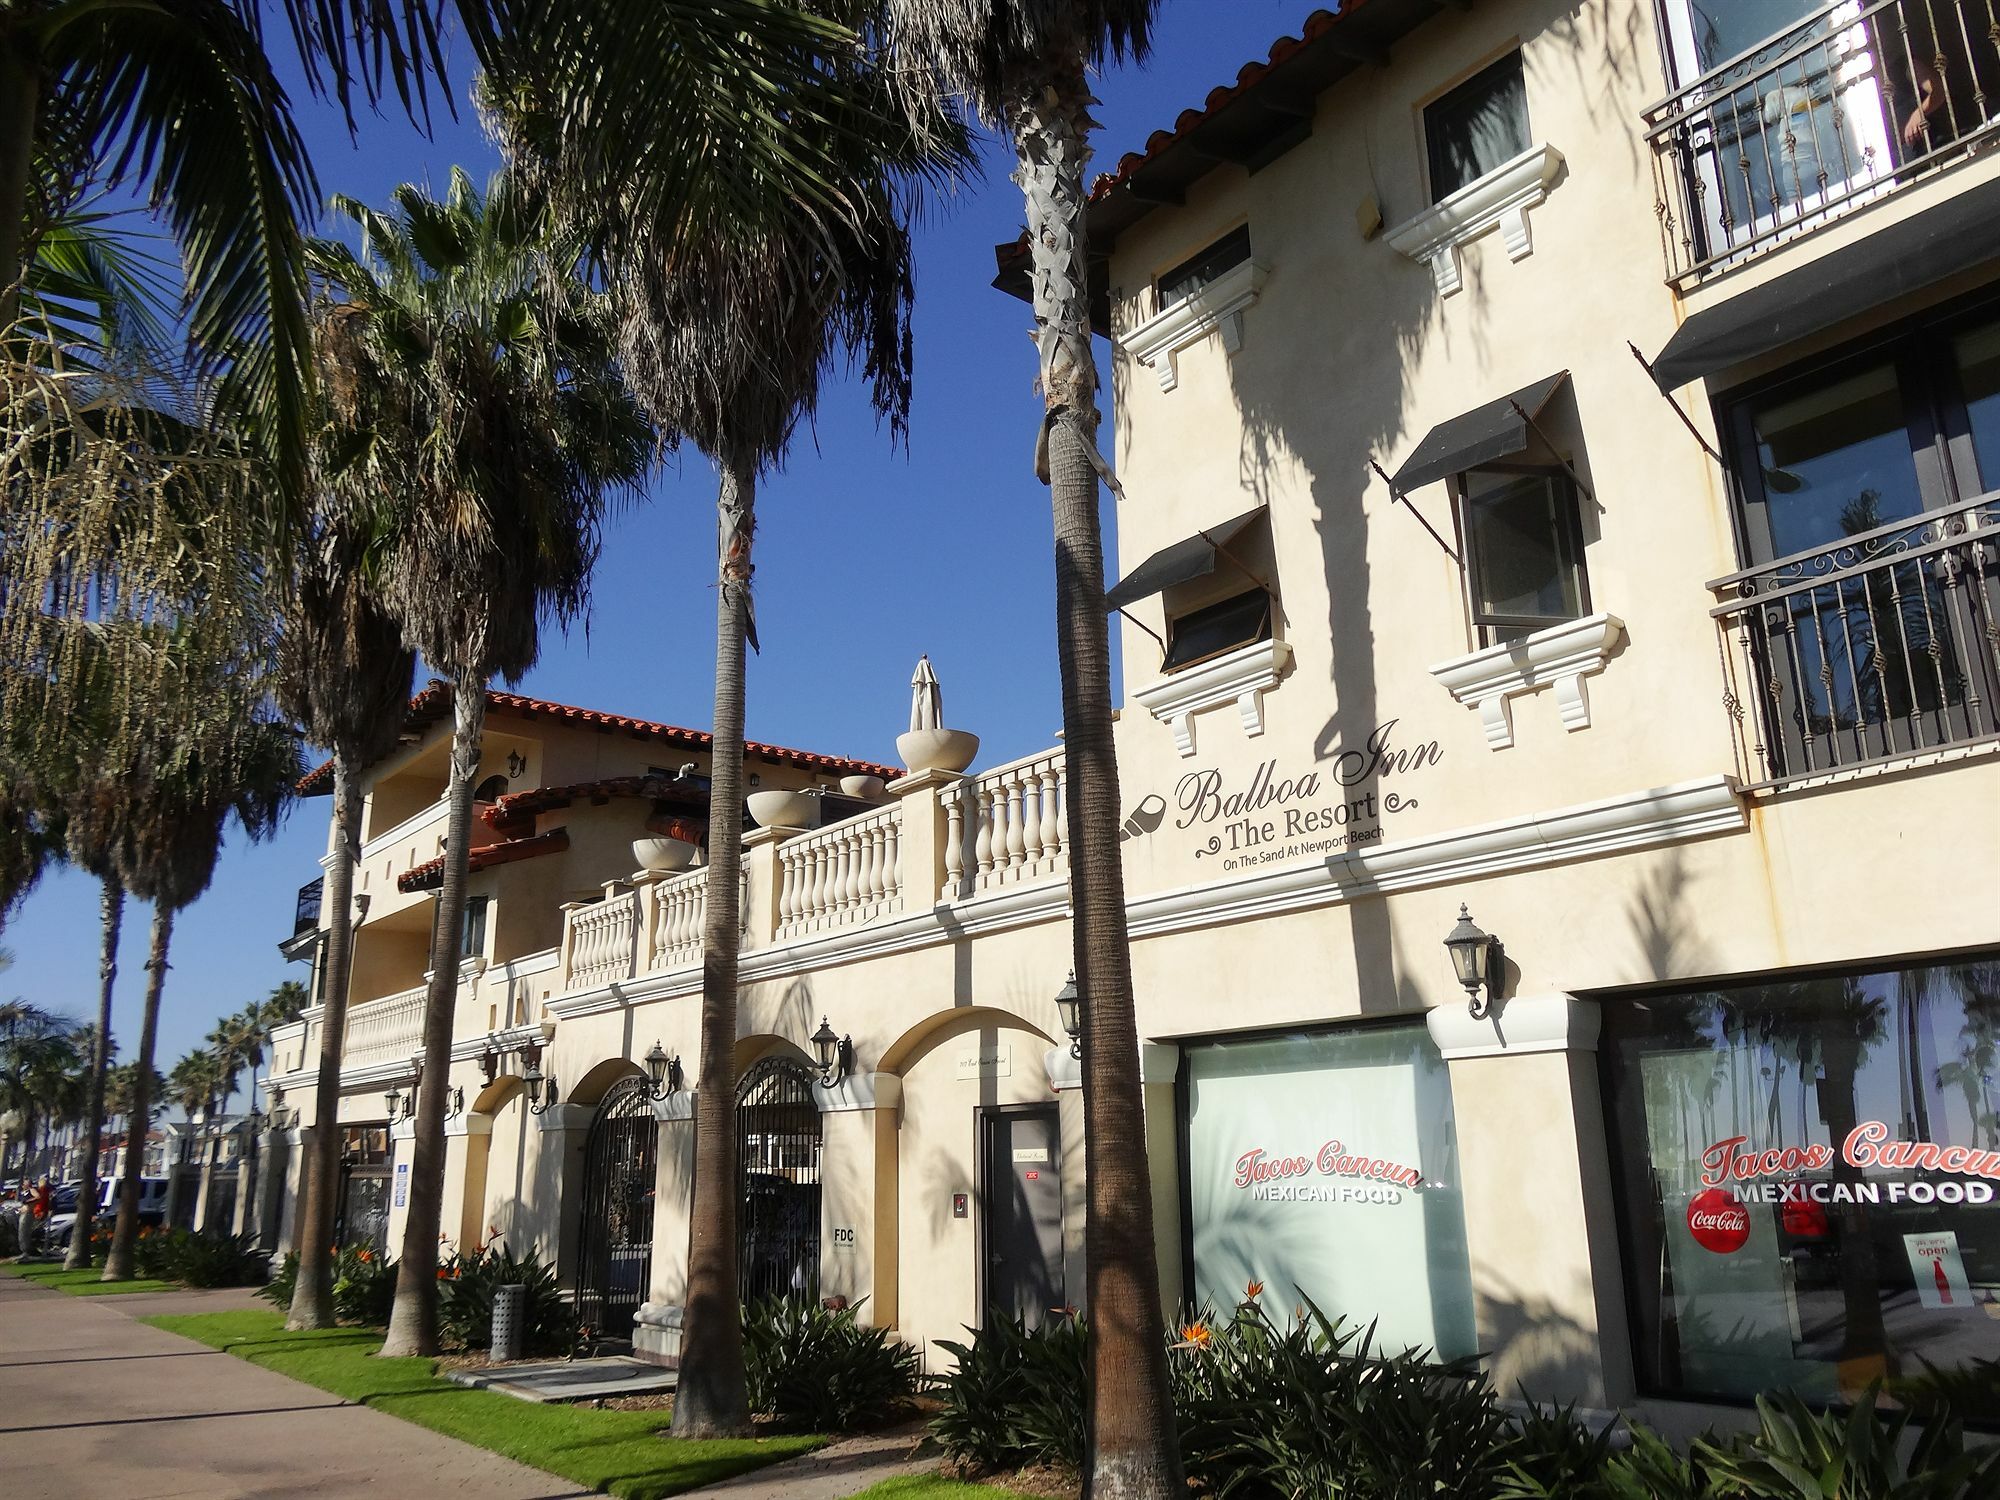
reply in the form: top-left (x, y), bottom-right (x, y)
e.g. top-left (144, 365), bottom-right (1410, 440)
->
top-left (574, 1076), bottom-right (658, 1343)
top-left (736, 1057), bottom-right (822, 1303)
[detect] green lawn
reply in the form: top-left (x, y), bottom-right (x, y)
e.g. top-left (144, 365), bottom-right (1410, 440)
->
top-left (143, 1309), bottom-right (820, 1499)
top-left (2, 1262), bottom-right (180, 1296)
top-left (849, 1480), bottom-right (1022, 1499)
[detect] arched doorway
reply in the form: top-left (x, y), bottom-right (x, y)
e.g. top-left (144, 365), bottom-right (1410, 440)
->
top-left (574, 1076), bottom-right (657, 1343)
top-left (736, 1056), bottom-right (822, 1302)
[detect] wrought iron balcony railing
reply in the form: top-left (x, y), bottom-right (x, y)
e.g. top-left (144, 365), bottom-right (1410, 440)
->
top-left (1645, 0), bottom-right (2000, 285)
top-left (293, 877), bottom-right (323, 937)
top-left (1709, 490), bottom-right (2000, 788)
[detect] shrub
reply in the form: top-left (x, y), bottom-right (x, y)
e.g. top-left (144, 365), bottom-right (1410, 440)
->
top-left (931, 1309), bottom-right (1087, 1472)
top-left (172, 1230), bottom-right (268, 1287)
top-left (0, 1210), bottom-right (17, 1257)
top-left (741, 1297), bottom-right (920, 1432)
top-left (437, 1234), bottom-right (576, 1356)
top-left (331, 1243), bottom-right (396, 1325)
top-left (261, 1251), bottom-right (298, 1312)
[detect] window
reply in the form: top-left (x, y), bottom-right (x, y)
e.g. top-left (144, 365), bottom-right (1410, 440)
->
top-left (1425, 51), bottom-right (1530, 201)
top-left (1600, 955), bottom-right (2000, 1407)
top-left (461, 895), bottom-right (489, 961)
top-left (1457, 470), bottom-right (1589, 644)
top-left (1164, 588), bottom-right (1273, 671)
top-left (1182, 1023), bottom-right (1475, 1359)
top-left (1156, 225), bottom-right (1252, 314)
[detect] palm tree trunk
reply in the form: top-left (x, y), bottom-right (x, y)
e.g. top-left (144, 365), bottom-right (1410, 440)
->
top-left (1011, 53), bottom-right (1183, 1499)
top-left (289, 757), bottom-right (363, 1327)
top-left (65, 878), bottom-right (122, 1267)
top-left (196, 1129), bottom-right (220, 1232)
top-left (671, 449), bottom-right (756, 1438)
top-left (382, 677), bottom-right (484, 1357)
top-left (0, 37), bottom-right (37, 328)
top-left (103, 906), bottom-right (171, 1280)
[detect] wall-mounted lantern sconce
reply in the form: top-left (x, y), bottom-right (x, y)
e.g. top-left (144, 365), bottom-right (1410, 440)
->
top-left (521, 1039), bottom-right (559, 1115)
top-left (643, 1041), bottom-right (682, 1101)
top-left (445, 1084), bottom-right (465, 1120)
top-left (479, 1047), bottom-right (499, 1085)
top-left (506, 749), bottom-right (527, 780)
top-left (383, 1083), bottom-right (405, 1120)
top-left (1444, 904), bottom-right (1504, 1019)
top-left (810, 1016), bottom-right (853, 1089)
top-left (1054, 971), bottom-right (1083, 1059)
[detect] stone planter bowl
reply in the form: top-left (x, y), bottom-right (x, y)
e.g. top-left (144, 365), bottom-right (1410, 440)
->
top-left (896, 728), bottom-right (979, 775)
top-left (632, 836), bottom-right (698, 873)
top-left (838, 774), bottom-right (888, 800)
top-left (746, 789), bottom-right (817, 830)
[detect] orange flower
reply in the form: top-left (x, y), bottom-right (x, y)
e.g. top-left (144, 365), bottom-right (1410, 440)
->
top-left (1244, 1279), bottom-right (1265, 1301)
top-left (1176, 1322), bottom-right (1213, 1349)
top-left (356, 1248), bottom-right (373, 1263)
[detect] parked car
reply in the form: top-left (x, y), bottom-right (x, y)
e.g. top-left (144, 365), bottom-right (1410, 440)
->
top-left (48, 1177), bottom-right (168, 1249)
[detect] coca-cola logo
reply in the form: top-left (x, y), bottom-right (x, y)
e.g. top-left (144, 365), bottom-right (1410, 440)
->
top-left (1687, 1188), bottom-right (1750, 1253)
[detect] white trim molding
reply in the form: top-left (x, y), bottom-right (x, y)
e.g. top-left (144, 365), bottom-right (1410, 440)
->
top-left (535, 1101), bottom-right (593, 1134)
top-left (1427, 993), bottom-right (1600, 1061)
top-left (1045, 1043), bottom-right (1177, 1093)
top-left (815, 1072), bottom-right (903, 1114)
top-left (653, 1091), bottom-right (696, 1123)
top-left (443, 1112), bottom-right (494, 1138)
top-left (1430, 613), bottom-right (1626, 750)
top-left (1135, 637), bottom-right (1295, 758)
top-left (1386, 142), bottom-right (1565, 296)
top-left (1119, 258), bottom-right (1268, 392)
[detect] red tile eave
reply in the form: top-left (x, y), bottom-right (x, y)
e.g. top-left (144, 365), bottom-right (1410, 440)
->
top-left (395, 828), bottom-right (570, 894)
top-left (299, 684), bottom-right (897, 795)
top-left (482, 774), bottom-right (708, 828)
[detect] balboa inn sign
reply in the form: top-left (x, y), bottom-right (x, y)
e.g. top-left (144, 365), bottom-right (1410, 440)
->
top-left (1128, 719), bottom-right (1444, 873)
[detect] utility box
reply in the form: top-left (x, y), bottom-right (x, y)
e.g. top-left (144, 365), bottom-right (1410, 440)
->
top-left (491, 1283), bottom-right (525, 1363)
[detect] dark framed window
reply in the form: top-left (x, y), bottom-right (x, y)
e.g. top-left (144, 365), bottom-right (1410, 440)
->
top-left (1599, 954), bottom-right (2000, 1410)
top-left (1455, 469), bottom-right (1589, 645)
top-left (1425, 50), bottom-right (1530, 201)
top-left (461, 895), bottom-right (489, 960)
top-left (1156, 225), bottom-right (1252, 314)
top-left (1164, 588), bottom-right (1273, 671)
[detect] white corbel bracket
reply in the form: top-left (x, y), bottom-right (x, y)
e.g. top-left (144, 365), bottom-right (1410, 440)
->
top-left (1118, 259), bottom-right (1268, 392)
top-left (1134, 638), bottom-right (1294, 757)
top-left (1386, 143), bottom-right (1564, 297)
top-left (1429, 613), bottom-right (1625, 751)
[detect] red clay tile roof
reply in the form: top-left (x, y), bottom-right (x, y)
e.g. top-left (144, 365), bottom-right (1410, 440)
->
top-left (992, 0), bottom-right (1450, 323)
top-left (396, 828), bottom-right (571, 894)
top-left (299, 683), bottom-right (898, 795)
top-left (482, 774), bottom-right (708, 830)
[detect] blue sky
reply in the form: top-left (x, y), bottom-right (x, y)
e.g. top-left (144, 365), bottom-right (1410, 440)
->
top-left (3, 2), bottom-right (1318, 1112)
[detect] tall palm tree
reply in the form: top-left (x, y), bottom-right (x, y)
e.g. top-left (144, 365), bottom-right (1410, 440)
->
top-left (277, 498), bottom-right (415, 1326)
top-left (310, 167), bottom-right (649, 1356)
top-left (234, 979), bottom-right (306, 1243)
top-left (0, 1006), bottom-right (83, 1199)
top-left (498, 17), bottom-right (952, 1428)
top-left (877, 4), bottom-right (1179, 1489)
top-left (101, 631), bottom-right (298, 1280)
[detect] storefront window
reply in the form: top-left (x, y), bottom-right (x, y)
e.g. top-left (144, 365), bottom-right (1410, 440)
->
top-left (1601, 957), bottom-right (2000, 1406)
top-left (1182, 1024), bottom-right (1475, 1359)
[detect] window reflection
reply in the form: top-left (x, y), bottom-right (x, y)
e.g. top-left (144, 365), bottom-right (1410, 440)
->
top-left (1748, 362), bottom-right (1923, 560)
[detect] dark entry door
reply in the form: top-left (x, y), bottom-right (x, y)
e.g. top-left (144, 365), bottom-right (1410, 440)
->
top-left (575, 1077), bottom-right (658, 1344)
top-left (736, 1057), bottom-right (823, 1303)
top-left (982, 1105), bottom-right (1065, 1329)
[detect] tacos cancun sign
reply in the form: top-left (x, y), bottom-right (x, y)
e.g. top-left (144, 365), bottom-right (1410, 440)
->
top-left (1232, 1141), bottom-right (1425, 1204)
top-left (1699, 1124), bottom-right (2000, 1206)
top-left (1169, 720), bottom-right (1442, 872)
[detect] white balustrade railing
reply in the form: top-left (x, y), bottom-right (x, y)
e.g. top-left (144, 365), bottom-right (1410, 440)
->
top-left (776, 805), bottom-right (904, 940)
top-left (566, 887), bottom-right (640, 990)
top-left (343, 984), bottom-right (428, 1067)
top-left (941, 748), bottom-right (1068, 900)
top-left (649, 866), bottom-right (712, 971)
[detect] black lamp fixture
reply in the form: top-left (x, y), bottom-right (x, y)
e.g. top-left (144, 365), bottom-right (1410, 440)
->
top-left (479, 1047), bottom-right (499, 1085)
top-left (445, 1084), bottom-right (466, 1120)
top-left (1444, 904), bottom-right (1504, 1019)
top-left (521, 1039), bottom-right (559, 1115)
top-left (383, 1082), bottom-right (404, 1120)
top-left (643, 1041), bottom-right (682, 1101)
top-left (506, 748), bottom-right (528, 780)
top-left (1054, 971), bottom-right (1083, 1058)
top-left (810, 1016), bottom-right (853, 1089)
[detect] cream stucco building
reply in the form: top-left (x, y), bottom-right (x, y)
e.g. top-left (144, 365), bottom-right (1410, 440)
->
top-left (263, 0), bottom-right (2000, 1429)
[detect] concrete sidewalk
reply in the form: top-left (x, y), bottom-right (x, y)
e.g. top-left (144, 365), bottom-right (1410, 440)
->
top-left (0, 1273), bottom-right (587, 1499)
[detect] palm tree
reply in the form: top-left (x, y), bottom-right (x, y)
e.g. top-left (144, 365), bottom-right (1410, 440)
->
top-left (277, 497), bottom-right (415, 1326)
top-left (0, 1004), bottom-right (83, 1203)
top-left (101, 633), bottom-right (298, 1280)
top-left (309, 167), bottom-right (649, 1356)
top-left (877, 4), bottom-right (1180, 1488)
top-left (235, 980), bottom-right (306, 1244)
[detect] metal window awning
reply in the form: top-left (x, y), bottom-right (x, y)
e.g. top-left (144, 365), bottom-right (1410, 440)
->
top-left (1105, 506), bottom-right (1268, 611)
top-left (1647, 175), bottom-right (2000, 392)
top-left (1389, 371), bottom-right (1571, 493)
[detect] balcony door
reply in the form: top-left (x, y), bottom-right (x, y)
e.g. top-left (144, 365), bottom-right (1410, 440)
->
top-left (1658, 1), bottom-right (1898, 262)
top-left (1717, 302), bottom-right (2000, 774)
